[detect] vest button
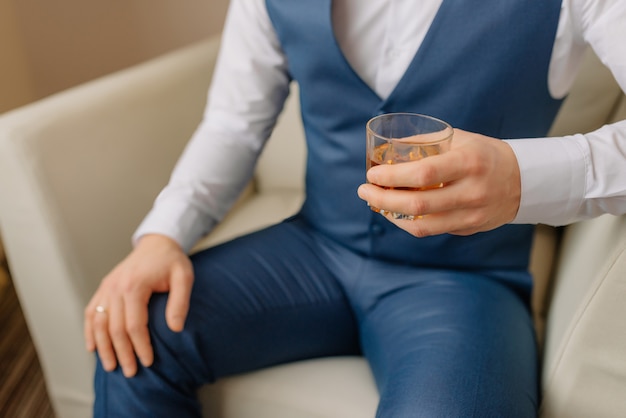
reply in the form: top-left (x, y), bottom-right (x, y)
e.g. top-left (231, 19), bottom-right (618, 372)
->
top-left (370, 223), bottom-right (385, 236)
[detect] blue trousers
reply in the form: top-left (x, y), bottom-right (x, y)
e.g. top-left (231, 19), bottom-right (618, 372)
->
top-left (94, 216), bottom-right (538, 417)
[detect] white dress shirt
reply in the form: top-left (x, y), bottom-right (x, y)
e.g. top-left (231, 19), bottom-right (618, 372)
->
top-left (135, 0), bottom-right (626, 253)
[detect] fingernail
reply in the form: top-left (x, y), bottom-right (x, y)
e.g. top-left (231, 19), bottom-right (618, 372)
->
top-left (357, 185), bottom-right (368, 199)
top-left (169, 316), bottom-right (184, 332)
top-left (367, 167), bottom-right (380, 182)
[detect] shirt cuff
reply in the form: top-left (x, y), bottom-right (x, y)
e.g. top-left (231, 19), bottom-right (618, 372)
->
top-left (504, 136), bottom-right (587, 226)
top-left (132, 199), bottom-right (216, 254)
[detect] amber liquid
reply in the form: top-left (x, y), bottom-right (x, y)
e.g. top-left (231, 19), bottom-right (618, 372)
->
top-left (367, 143), bottom-right (444, 214)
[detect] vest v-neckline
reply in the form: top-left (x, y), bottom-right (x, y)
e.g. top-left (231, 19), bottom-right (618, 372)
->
top-left (325, 0), bottom-right (447, 105)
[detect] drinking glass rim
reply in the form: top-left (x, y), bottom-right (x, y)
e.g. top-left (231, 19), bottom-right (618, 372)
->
top-left (366, 113), bottom-right (453, 145)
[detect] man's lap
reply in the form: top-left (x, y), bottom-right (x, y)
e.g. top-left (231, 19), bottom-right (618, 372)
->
top-left (95, 216), bottom-right (538, 417)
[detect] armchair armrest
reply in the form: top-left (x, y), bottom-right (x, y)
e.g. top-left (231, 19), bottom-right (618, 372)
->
top-left (0, 36), bottom-right (221, 418)
top-left (541, 214), bottom-right (626, 417)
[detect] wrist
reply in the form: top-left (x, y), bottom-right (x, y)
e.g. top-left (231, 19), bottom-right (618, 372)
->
top-left (135, 234), bottom-right (183, 252)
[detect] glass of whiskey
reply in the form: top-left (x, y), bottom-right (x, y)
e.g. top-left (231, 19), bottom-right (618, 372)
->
top-left (366, 113), bottom-right (453, 220)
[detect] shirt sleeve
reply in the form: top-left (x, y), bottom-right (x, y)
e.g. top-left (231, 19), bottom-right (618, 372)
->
top-left (507, 0), bottom-right (626, 226)
top-left (133, 0), bottom-right (291, 253)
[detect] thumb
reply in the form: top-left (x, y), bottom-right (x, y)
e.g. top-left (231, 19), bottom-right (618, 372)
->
top-left (165, 264), bottom-right (193, 332)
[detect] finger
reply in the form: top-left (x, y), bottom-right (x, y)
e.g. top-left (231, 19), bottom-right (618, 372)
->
top-left (165, 264), bottom-right (193, 332)
top-left (92, 304), bottom-right (117, 372)
top-left (386, 211), bottom-right (465, 238)
top-left (358, 182), bottom-right (460, 219)
top-left (367, 151), bottom-right (466, 189)
top-left (107, 298), bottom-right (137, 377)
top-left (390, 207), bottom-right (491, 238)
top-left (125, 290), bottom-right (154, 368)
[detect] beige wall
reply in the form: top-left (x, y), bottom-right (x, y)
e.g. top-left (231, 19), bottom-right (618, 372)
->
top-left (0, 0), bottom-right (229, 114)
top-left (0, 0), bottom-right (37, 112)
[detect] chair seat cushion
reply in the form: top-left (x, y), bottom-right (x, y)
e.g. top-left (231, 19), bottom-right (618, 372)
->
top-left (199, 357), bottom-right (379, 418)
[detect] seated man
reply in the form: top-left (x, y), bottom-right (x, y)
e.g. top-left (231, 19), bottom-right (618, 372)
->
top-left (84, 0), bottom-right (626, 416)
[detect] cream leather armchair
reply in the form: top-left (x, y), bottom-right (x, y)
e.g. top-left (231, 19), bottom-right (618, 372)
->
top-left (1, 35), bottom-right (625, 418)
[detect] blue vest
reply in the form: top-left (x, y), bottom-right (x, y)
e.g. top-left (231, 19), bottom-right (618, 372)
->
top-left (266, 0), bottom-right (564, 271)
